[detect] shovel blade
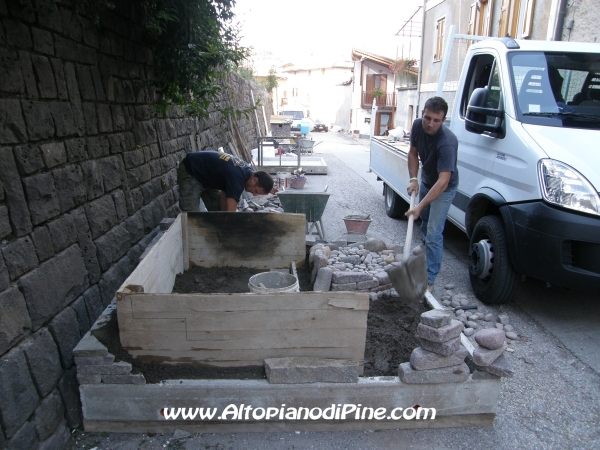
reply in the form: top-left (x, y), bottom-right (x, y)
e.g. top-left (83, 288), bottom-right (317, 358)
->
top-left (386, 252), bottom-right (427, 303)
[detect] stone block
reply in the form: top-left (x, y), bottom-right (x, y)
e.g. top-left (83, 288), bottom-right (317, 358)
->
top-left (85, 194), bottom-right (118, 239)
top-left (474, 328), bottom-right (506, 350)
top-left (31, 27), bottom-right (54, 55)
top-left (82, 286), bottom-right (104, 324)
top-left (0, 147), bottom-right (32, 236)
top-left (75, 354), bottom-right (115, 366)
top-left (310, 252), bottom-right (328, 284)
top-left (0, 99), bottom-right (28, 143)
top-left (21, 100), bottom-right (55, 141)
top-left (418, 336), bottom-right (461, 356)
top-left (472, 343), bottom-right (507, 367)
top-left (417, 319), bottom-right (464, 343)
top-left (373, 271), bottom-right (390, 285)
top-left (101, 155), bottom-right (125, 192)
top-left (1, 235), bottom-right (39, 279)
top-left (356, 278), bottom-right (379, 289)
top-left (125, 211), bottom-right (145, 245)
top-left (37, 419), bottom-right (73, 450)
top-left (18, 245), bottom-right (88, 329)
top-left (48, 101), bottom-right (78, 137)
top-left (101, 374), bottom-right (146, 384)
top-left (71, 296), bottom-right (91, 337)
top-left (19, 50), bottom-right (38, 97)
top-left (54, 34), bottom-right (97, 65)
top-left (0, 205), bottom-right (10, 239)
top-left (265, 357), bottom-right (359, 384)
top-left (6, 420), bottom-right (38, 450)
top-left (78, 361), bottom-right (132, 375)
top-left (80, 160), bottom-right (104, 200)
top-left (57, 367), bottom-right (82, 428)
top-left (48, 307), bottom-right (81, 369)
top-left (31, 55), bottom-right (57, 99)
top-left (82, 102), bottom-right (99, 135)
top-left (86, 135), bottom-right (110, 159)
top-left (0, 349), bottom-right (40, 438)
top-left (0, 254), bottom-right (9, 291)
top-left (53, 164), bottom-right (87, 212)
top-left (331, 271), bottom-right (373, 284)
top-left (95, 222), bottom-right (131, 271)
top-left (33, 389), bottom-right (64, 441)
top-left (398, 361), bottom-right (470, 384)
top-left (313, 267), bottom-right (332, 292)
top-left (77, 373), bottom-right (101, 384)
top-left (331, 282), bottom-right (356, 291)
top-left (64, 138), bottom-right (87, 163)
top-left (0, 286), bottom-right (32, 355)
top-left (338, 255), bottom-right (360, 265)
top-left (21, 173), bottom-right (60, 225)
top-left (46, 214), bottom-right (77, 253)
top-left (0, 48), bottom-right (25, 95)
top-left (410, 346), bottom-right (469, 371)
top-left (22, 328), bottom-right (62, 397)
top-left (76, 64), bottom-right (95, 100)
top-left (420, 309), bottom-right (453, 328)
top-left (473, 353), bottom-right (514, 378)
top-left (50, 58), bottom-right (68, 100)
top-left (97, 103), bottom-right (113, 133)
top-left (159, 218), bottom-right (175, 231)
top-left (12, 144), bottom-right (44, 174)
top-left (73, 331), bottom-right (108, 357)
top-left (40, 142), bottom-right (66, 168)
top-left (364, 238), bottom-right (386, 252)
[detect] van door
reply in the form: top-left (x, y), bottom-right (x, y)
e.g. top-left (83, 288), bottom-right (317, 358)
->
top-left (452, 52), bottom-right (505, 230)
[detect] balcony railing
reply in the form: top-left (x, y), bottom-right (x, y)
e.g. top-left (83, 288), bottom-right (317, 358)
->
top-left (362, 91), bottom-right (396, 108)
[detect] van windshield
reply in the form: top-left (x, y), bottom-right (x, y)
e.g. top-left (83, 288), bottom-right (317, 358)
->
top-left (281, 111), bottom-right (304, 120)
top-left (509, 51), bottom-right (600, 129)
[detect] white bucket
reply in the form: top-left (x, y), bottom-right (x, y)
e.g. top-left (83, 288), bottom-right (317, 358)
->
top-left (276, 172), bottom-right (291, 190)
top-left (248, 272), bottom-right (299, 294)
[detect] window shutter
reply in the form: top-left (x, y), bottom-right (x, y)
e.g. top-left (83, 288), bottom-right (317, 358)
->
top-left (522, 0), bottom-right (535, 38)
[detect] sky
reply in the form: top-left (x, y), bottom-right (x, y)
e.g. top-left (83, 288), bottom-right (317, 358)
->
top-left (232, 0), bottom-right (424, 66)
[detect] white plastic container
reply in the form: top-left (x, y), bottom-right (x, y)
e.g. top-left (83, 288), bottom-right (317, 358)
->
top-left (248, 272), bottom-right (299, 294)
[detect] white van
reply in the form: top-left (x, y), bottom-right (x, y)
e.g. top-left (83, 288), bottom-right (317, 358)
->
top-left (370, 38), bottom-right (600, 304)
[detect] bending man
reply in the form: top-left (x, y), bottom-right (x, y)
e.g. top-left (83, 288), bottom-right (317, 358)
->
top-left (406, 97), bottom-right (459, 293)
top-left (177, 150), bottom-right (274, 212)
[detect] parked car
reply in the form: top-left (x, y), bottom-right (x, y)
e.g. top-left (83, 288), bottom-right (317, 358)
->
top-left (313, 120), bottom-right (329, 132)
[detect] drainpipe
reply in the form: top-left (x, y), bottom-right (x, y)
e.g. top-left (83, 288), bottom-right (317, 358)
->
top-left (415, 1), bottom-right (426, 119)
top-left (553, 0), bottom-right (569, 41)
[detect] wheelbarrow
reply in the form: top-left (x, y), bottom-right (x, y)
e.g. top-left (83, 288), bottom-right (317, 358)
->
top-left (277, 189), bottom-right (331, 239)
top-left (295, 139), bottom-right (321, 155)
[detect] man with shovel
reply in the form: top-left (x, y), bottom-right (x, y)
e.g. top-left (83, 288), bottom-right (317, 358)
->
top-left (405, 96), bottom-right (459, 293)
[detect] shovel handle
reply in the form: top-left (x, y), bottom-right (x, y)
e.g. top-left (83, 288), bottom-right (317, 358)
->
top-left (402, 191), bottom-right (417, 264)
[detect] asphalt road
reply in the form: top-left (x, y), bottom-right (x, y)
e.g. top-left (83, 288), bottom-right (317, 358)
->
top-left (75, 131), bottom-right (600, 450)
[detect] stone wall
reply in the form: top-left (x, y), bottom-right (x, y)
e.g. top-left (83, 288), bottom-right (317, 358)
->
top-left (0, 0), bottom-right (272, 447)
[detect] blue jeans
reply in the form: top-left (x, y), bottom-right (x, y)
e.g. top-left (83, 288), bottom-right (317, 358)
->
top-left (419, 183), bottom-right (457, 284)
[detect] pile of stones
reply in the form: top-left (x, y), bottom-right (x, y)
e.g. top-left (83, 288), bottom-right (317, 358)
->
top-left (309, 239), bottom-right (401, 296)
top-left (471, 328), bottom-right (514, 377)
top-left (398, 310), bottom-right (470, 383)
top-left (238, 193), bottom-right (284, 213)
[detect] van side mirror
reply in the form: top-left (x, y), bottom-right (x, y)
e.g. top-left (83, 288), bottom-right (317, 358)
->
top-left (465, 87), bottom-right (504, 135)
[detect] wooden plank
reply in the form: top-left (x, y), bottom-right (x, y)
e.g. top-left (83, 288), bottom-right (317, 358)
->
top-left (116, 214), bottom-right (184, 299)
top-left (126, 347), bottom-right (366, 365)
top-left (125, 292), bottom-right (369, 316)
top-left (84, 414), bottom-right (496, 433)
top-left (80, 377), bottom-right (501, 432)
top-left (118, 328), bottom-right (367, 351)
top-left (186, 212), bottom-right (306, 268)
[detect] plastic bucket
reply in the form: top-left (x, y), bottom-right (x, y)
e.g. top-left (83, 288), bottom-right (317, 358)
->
top-left (248, 272), bottom-right (299, 294)
top-left (276, 172), bottom-right (291, 189)
top-left (343, 215), bottom-right (372, 234)
top-left (290, 177), bottom-right (307, 189)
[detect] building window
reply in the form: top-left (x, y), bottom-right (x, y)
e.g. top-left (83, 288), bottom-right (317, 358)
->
top-left (499, 0), bottom-right (534, 38)
top-left (434, 17), bottom-right (445, 61)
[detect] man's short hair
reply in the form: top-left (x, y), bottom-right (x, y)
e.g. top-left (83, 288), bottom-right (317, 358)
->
top-left (423, 96), bottom-right (449, 118)
top-left (253, 171), bottom-right (274, 193)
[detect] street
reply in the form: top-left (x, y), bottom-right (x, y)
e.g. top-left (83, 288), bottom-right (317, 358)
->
top-left (75, 131), bottom-right (600, 450)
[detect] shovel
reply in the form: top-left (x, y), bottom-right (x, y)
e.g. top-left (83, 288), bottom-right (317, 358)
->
top-left (385, 191), bottom-right (428, 303)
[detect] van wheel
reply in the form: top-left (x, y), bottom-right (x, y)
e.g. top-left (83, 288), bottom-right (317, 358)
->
top-left (468, 215), bottom-right (518, 304)
top-left (384, 183), bottom-right (409, 218)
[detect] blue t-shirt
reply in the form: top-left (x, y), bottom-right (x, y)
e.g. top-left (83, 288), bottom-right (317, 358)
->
top-left (410, 119), bottom-right (459, 190)
top-left (183, 151), bottom-right (253, 202)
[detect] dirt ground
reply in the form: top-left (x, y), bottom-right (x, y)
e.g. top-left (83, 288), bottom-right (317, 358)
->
top-left (97, 265), bottom-right (425, 383)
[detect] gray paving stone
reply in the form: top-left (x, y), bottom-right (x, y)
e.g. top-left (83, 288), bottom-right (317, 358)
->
top-left (0, 350), bottom-right (40, 438)
top-left (101, 374), bottom-right (146, 384)
top-left (78, 361), bottom-right (132, 375)
top-left (420, 309), bottom-right (453, 328)
top-left (399, 362), bottom-right (470, 384)
top-left (313, 267), bottom-right (332, 291)
top-left (331, 271), bottom-right (373, 284)
top-left (410, 346), bottom-right (468, 370)
top-left (22, 328), bottom-right (62, 397)
top-left (73, 331), bottom-right (108, 357)
top-left (331, 282), bottom-right (356, 291)
top-left (418, 336), bottom-right (461, 356)
top-left (265, 357), bottom-right (359, 384)
top-left (416, 319), bottom-right (463, 343)
top-left (473, 353), bottom-right (514, 377)
top-left (356, 278), bottom-right (379, 289)
top-left (475, 328), bottom-right (506, 350)
top-left (473, 343), bottom-right (508, 366)
top-left (373, 271), bottom-right (390, 285)
top-left (76, 374), bottom-right (101, 384)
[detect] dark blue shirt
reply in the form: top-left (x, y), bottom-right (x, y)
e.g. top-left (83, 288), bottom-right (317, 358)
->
top-left (183, 151), bottom-right (253, 202)
top-left (410, 119), bottom-right (459, 190)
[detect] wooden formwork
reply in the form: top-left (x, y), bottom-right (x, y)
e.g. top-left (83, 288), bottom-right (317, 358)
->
top-left (116, 212), bottom-right (369, 368)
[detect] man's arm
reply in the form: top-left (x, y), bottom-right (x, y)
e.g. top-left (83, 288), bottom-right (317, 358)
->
top-left (405, 171), bottom-right (451, 220)
top-left (407, 145), bottom-right (420, 195)
top-left (220, 192), bottom-right (238, 212)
